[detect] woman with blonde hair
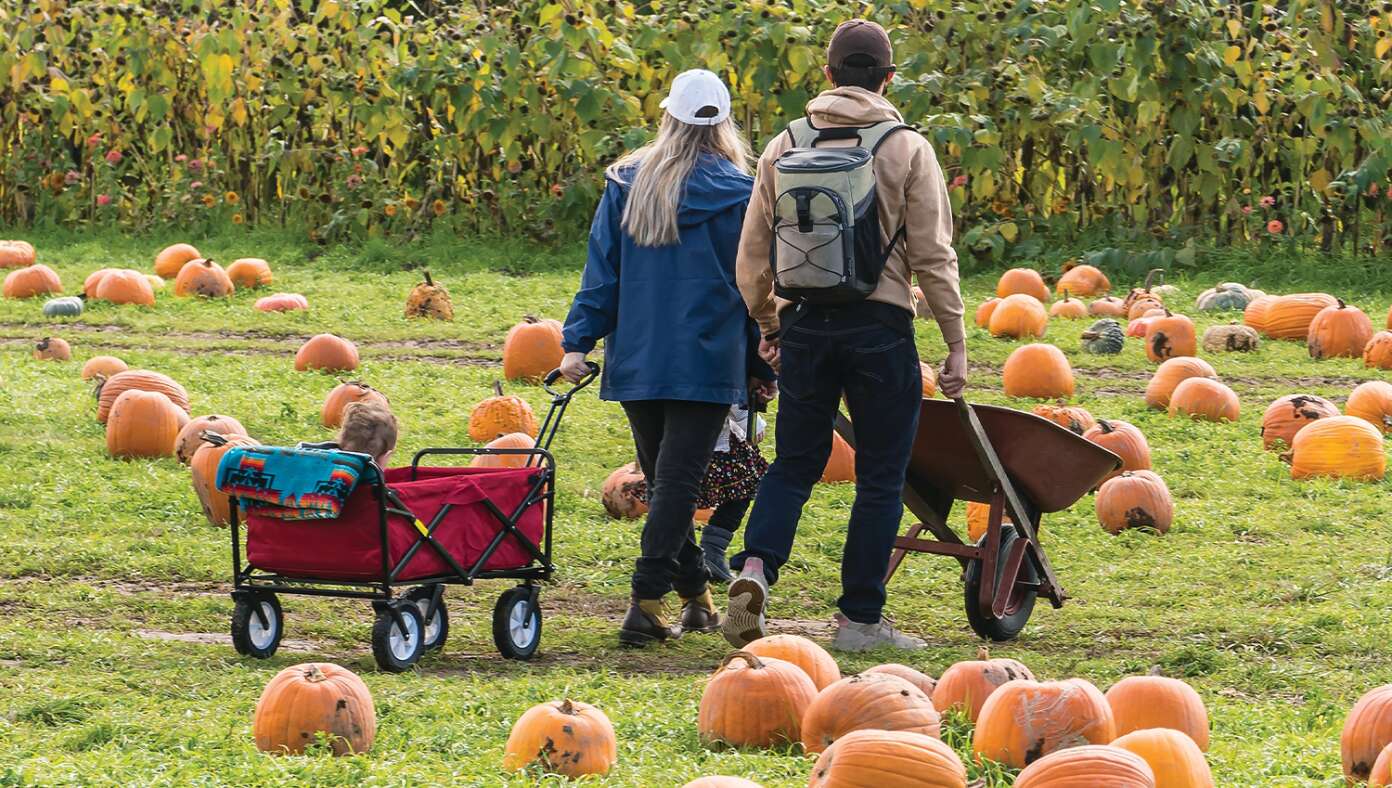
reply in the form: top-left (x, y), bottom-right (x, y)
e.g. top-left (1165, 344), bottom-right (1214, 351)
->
top-left (559, 69), bottom-right (775, 647)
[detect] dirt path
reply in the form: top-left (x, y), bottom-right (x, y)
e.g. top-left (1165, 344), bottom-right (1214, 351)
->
top-left (0, 334), bottom-right (499, 367)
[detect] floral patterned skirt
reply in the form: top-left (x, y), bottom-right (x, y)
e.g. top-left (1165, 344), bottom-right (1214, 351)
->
top-left (636, 439), bottom-right (769, 510)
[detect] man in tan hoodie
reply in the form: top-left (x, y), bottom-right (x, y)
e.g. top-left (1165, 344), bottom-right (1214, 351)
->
top-left (723, 19), bottom-right (966, 652)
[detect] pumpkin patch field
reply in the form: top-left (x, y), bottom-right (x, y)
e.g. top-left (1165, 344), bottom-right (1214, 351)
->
top-left (5, 228), bottom-right (1392, 785)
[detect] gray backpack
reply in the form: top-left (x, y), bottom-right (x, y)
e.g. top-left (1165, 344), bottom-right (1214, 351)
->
top-left (770, 118), bottom-right (912, 305)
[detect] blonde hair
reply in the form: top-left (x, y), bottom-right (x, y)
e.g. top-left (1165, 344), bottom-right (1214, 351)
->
top-left (337, 402), bottom-right (398, 461)
top-left (606, 112), bottom-right (752, 247)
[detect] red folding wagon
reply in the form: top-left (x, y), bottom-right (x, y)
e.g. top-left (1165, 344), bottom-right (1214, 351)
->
top-left (225, 365), bottom-right (598, 672)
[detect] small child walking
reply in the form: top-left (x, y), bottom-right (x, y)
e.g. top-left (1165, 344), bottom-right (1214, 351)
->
top-left (697, 400), bottom-right (770, 582)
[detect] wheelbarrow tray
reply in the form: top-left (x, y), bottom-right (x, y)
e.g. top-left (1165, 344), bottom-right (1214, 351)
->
top-left (910, 399), bottom-right (1120, 513)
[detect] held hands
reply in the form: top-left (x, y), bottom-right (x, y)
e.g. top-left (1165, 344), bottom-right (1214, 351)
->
top-left (938, 340), bottom-right (968, 398)
top-left (559, 351), bottom-right (591, 384)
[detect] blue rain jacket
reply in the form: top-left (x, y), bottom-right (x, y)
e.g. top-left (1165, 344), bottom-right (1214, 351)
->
top-left (562, 154), bottom-right (769, 404)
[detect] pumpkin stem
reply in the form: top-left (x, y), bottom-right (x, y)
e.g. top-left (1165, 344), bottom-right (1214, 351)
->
top-left (1098, 419), bottom-right (1115, 433)
top-left (36, 337), bottom-right (51, 351)
top-left (1147, 665), bottom-right (1163, 676)
top-left (1336, 297), bottom-right (1346, 309)
top-left (720, 650), bottom-right (764, 670)
top-left (1081, 331), bottom-right (1099, 340)
top-left (492, 380), bottom-right (504, 398)
top-left (1163, 308), bottom-right (1173, 317)
top-left (1144, 268), bottom-right (1163, 291)
top-left (1062, 289), bottom-right (1071, 302)
top-left (558, 699), bottom-right (576, 715)
top-left (523, 315), bottom-right (540, 324)
top-left (201, 430), bottom-right (229, 446)
top-left (423, 270), bottom-right (434, 287)
top-left (302, 664), bottom-right (327, 683)
top-left (976, 646), bottom-right (990, 660)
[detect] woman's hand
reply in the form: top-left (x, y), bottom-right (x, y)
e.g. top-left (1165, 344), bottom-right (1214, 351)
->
top-left (559, 351), bottom-right (591, 383)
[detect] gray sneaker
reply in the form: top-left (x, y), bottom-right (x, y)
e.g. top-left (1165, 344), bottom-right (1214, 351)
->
top-left (830, 614), bottom-right (926, 652)
top-left (722, 572), bottom-right (768, 648)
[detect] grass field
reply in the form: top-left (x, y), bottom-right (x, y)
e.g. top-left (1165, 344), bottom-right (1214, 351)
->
top-left (2, 227), bottom-right (1391, 786)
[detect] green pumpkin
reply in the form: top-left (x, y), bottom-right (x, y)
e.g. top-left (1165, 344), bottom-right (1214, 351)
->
top-left (1081, 318), bottom-right (1125, 354)
top-left (1196, 283), bottom-right (1254, 312)
top-left (42, 295), bottom-right (84, 318)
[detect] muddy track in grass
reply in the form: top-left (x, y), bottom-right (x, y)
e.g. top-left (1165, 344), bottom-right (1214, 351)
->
top-left (0, 321), bottom-right (501, 351)
top-left (0, 335), bottom-right (500, 367)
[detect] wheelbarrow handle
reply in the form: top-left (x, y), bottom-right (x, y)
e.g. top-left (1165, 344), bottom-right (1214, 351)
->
top-left (542, 361), bottom-right (600, 399)
top-left (952, 397), bottom-right (998, 480)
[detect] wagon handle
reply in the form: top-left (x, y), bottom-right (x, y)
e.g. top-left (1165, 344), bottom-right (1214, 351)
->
top-left (542, 361), bottom-right (600, 400)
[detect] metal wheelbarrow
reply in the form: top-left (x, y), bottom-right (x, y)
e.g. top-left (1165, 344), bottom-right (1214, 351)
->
top-left (834, 397), bottom-right (1120, 641)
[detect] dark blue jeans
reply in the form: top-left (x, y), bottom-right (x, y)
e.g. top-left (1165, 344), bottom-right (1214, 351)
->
top-left (731, 305), bottom-right (922, 624)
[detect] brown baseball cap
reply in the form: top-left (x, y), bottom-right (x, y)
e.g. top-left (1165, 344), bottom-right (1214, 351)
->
top-left (827, 20), bottom-right (894, 69)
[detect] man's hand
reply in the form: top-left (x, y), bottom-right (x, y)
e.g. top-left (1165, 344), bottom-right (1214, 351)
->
top-left (749, 378), bottom-right (778, 407)
top-left (559, 351), bottom-right (590, 383)
top-left (938, 340), bottom-right (967, 398)
top-left (759, 337), bottom-right (781, 375)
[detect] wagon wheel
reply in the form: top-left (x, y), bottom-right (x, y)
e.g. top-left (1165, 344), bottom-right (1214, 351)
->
top-left (371, 602), bottom-right (424, 673)
top-left (231, 592), bottom-right (282, 659)
top-left (406, 585), bottom-right (449, 652)
top-left (493, 586), bottom-right (542, 660)
top-left (963, 525), bottom-right (1038, 642)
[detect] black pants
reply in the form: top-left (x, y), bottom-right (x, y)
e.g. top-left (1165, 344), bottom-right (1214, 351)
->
top-left (622, 399), bottom-right (729, 600)
top-left (706, 497), bottom-right (751, 533)
top-left (731, 305), bottom-right (921, 624)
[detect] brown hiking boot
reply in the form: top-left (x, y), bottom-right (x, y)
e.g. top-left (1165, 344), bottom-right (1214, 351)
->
top-left (619, 597), bottom-right (679, 648)
top-left (679, 589), bottom-right (721, 634)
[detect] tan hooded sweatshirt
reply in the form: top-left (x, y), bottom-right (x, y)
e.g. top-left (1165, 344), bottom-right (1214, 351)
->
top-left (736, 86), bottom-right (966, 345)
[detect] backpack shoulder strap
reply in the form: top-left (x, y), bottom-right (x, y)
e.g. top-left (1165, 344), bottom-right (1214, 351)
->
top-left (858, 120), bottom-right (917, 156)
top-left (785, 118), bottom-right (818, 149)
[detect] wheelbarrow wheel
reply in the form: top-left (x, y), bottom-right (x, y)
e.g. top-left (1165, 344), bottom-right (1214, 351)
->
top-left (371, 601), bottom-right (424, 673)
top-left (231, 592), bottom-right (282, 659)
top-left (406, 585), bottom-right (449, 652)
top-left (493, 586), bottom-right (541, 661)
top-left (963, 524), bottom-right (1038, 642)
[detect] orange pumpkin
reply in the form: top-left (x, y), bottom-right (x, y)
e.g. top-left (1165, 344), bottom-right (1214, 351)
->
top-left (911, 285), bottom-right (932, 319)
top-left (807, 729), bottom-right (967, 788)
top-left (174, 414), bottom-right (248, 464)
top-left (683, 778), bottom-right (764, 788)
top-left (1082, 420), bottom-right (1151, 479)
top-left (931, 648), bottom-right (1034, 722)
top-left (1371, 742), bottom-right (1392, 788)
top-left (255, 292), bottom-right (309, 312)
top-left (1144, 356), bottom-right (1217, 410)
top-left (1106, 675), bottom-right (1210, 750)
top-left (502, 699), bottom-right (616, 778)
top-left (801, 672), bottom-right (940, 754)
top-left (1243, 294), bottom-right (1277, 333)
top-left (975, 297), bottom-right (1001, 328)
top-left (1095, 470), bottom-right (1173, 535)
top-left (503, 316), bottom-right (566, 382)
top-left (972, 678), bottom-right (1116, 769)
top-left (322, 381), bottom-right (390, 428)
top-left (95, 369), bottom-right (190, 422)
top-left (1121, 269), bottom-right (1167, 312)
top-left (920, 362), bottom-right (938, 398)
top-left (1111, 729), bottom-right (1213, 788)
top-left (84, 267), bottom-right (116, 297)
top-left (996, 268), bottom-right (1050, 301)
top-left (468, 381), bottom-right (538, 441)
top-left (3, 263), bottom-right (62, 299)
top-left (1143, 309), bottom-right (1197, 362)
top-left (81, 355), bottom-right (128, 380)
top-left (1262, 292), bottom-right (1338, 339)
top-left (404, 270), bottom-right (454, 320)
top-left (191, 433), bottom-right (260, 524)
top-left (33, 337), bottom-right (71, 361)
top-left (106, 390), bottom-right (187, 459)
top-left (1287, 415), bottom-right (1386, 481)
top-left (1307, 298), bottom-right (1374, 359)
top-left (1089, 296), bottom-right (1127, 317)
top-left (173, 258), bottom-right (235, 297)
top-left (862, 664), bottom-right (937, 697)
top-left (0, 239), bottom-right (36, 268)
top-left (988, 293), bottom-right (1049, 339)
top-left (1364, 331), bottom-right (1392, 370)
top-left (1056, 263), bottom-right (1111, 297)
top-left (153, 243), bottom-right (202, 278)
top-left (468, 432), bottom-right (536, 468)
top-left (1259, 394), bottom-right (1338, 450)
top-left (698, 651), bottom-right (818, 748)
top-left (1050, 290), bottom-right (1088, 319)
top-left (295, 334), bottom-right (360, 373)
top-left (1032, 402), bottom-right (1095, 435)
top-left (602, 462), bottom-right (648, 519)
top-left (821, 432), bottom-right (856, 483)
top-left (1126, 296), bottom-right (1164, 321)
top-left (1347, 381), bottom-right (1392, 434)
top-left (1343, 684), bottom-right (1392, 783)
top-left (1167, 377), bottom-right (1240, 422)
top-left (94, 268), bottom-right (156, 306)
top-left (226, 257), bottom-right (272, 288)
top-left (1012, 745), bottom-right (1155, 788)
top-left (253, 663), bottom-right (375, 756)
top-left (745, 634), bottom-right (841, 691)
top-left (965, 501), bottom-right (1013, 543)
top-left (1002, 343), bottom-right (1074, 399)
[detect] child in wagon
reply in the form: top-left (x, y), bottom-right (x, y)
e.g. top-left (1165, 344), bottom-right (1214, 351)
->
top-left (335, 401), bottom-right (398, 468)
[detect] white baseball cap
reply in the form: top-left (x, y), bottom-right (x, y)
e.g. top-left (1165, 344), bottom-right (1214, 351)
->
top-left (659, 69), bottom-right (731, 126)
